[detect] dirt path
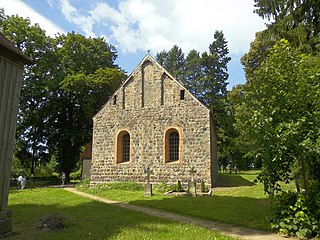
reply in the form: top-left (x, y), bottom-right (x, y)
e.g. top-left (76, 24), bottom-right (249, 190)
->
top-left (64, 188), bottom-right (296, 240)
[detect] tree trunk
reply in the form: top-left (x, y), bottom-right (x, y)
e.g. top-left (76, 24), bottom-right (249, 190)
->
top-left (301, 157), bottom-right (308, 194)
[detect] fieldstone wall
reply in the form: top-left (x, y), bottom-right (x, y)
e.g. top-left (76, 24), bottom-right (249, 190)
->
top-left (91, 55), bottom-right (217, 186)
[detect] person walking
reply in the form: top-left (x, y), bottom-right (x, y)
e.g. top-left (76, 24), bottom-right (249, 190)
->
top-left (61, 172), bottom-right (66, 185)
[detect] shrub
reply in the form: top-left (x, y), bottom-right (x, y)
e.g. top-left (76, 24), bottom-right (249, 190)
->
top-left (70, 168), bottom-right (81, 180)
top-left (76, 178), bottom-right (91, 191)
top-left (270, 191), bottom-right (319, 239)
top-left (154, 182), bottom-right (175, 193)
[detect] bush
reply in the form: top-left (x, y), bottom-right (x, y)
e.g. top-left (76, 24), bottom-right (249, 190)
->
top-left (76, 178), bottom-right (91, 191)
top-left (70, 168), bottom-right (81, 180)
top-left (11, 156), bottom-right (29, 178)
top-left (270, 191), bottom-right (319, 239)
top-left (154, 182), bottom-right (176, 193)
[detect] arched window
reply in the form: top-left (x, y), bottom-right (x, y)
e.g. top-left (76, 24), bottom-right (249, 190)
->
top-left (116, 131), bottom-right (130, 163)
top-left (165, 128), bottom-right (181, 163)
top-left (169, 132), bottom-right (179, 161)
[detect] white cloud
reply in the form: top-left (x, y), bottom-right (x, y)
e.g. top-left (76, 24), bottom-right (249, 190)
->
top-left (1, 0), bottom-right (267, 59)
top-left (59, 0), bottom-right (96, 37)
top-left (0, 0), bottom-right (64, 37)
top-left (47, 0), bottom-right (55, 8)
top-left (59, 0), bottom-right (267, 56)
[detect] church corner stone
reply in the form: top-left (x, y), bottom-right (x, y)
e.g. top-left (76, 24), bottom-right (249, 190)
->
top-left (91, 55), bottom-right (218, 187)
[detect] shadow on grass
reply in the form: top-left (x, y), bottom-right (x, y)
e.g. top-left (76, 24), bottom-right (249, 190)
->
top-left (215, 174), bottom-right (255, 187)
top-left (8, 189), bottom-right (235, 240)
top-left (9, 195), bottom-right (168, 239)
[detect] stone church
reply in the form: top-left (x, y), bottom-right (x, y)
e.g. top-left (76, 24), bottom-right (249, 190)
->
top-left (90, 54), bottom-right (218, 187)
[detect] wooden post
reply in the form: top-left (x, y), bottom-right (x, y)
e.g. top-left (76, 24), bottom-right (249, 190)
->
top-left (0, 32), bottom-right (31, 237)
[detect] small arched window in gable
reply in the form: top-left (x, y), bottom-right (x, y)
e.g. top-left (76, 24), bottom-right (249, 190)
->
top-left (165, 128), bottom-right (181, 163)
top-left (116, 131), bottom-right (130, 163)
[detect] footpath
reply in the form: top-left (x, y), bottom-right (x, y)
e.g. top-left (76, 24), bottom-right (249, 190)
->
top-left (64, 187), bottom-right (296, 240)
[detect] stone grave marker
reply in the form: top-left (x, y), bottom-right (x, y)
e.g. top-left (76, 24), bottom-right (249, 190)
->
top-left (144, 167), bottom-right (153, 196)
top-left (188, 167), bottom-right (197, 197)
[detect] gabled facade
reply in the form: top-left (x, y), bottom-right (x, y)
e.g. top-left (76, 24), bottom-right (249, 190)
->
top-left (91, 55), bottom-right (218, 186)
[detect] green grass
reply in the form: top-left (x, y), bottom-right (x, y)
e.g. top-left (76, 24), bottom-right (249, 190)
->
top-left (82, 171), bottom-right (296, 231)
top-left (8, 188), bottom-right (237, 240)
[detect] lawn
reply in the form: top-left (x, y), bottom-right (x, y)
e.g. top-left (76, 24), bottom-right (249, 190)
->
top-left (81, 170), bottom-right (295, 231)
top-left (8, 188), bottom-right (237, 240)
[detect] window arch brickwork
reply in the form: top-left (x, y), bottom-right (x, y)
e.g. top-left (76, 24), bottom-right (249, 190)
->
top-left (164, 128), bottom-right (183, 163)
top-left (116, 130), bottom-right (131, 163)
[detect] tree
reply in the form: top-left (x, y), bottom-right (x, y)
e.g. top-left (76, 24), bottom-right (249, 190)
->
top-left (42, 32), bottom-right (126, 181)
top-left (155, 45), bottom-right (185, 81)
top-left (1, 13), bottom-right (55, 174)
top-left (200, 31), bottom-right (231, 110)
top-left (241, 31), bottom-right (278, 82)
top-left (253, 0), bottom-right (320, 36)
top-left (0, 12), bottom-right (126, 179)
top-left (200, 31), bottom-right (231, 173)
top-left (253, 0), bottom-right (320, 52)
top-left (235, 40), bottom-right (320, 193)
top-left (184, 50), bottom-right (203, 97)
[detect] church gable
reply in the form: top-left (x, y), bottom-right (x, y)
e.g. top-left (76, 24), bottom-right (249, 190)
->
top-left (94, 54), bottom-right (208, 120)
top-left (91, 55), bottom-right (217, 187)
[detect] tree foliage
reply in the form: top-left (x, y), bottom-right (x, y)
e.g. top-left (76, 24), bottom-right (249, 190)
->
top-left (253, 0), bottom-right (320, 37)
top-left (235, 40), bottom-right (320, 193)
top-left (156, 45), bottom-right (185, 81)
top-left (0, 12), bottom-right (126, 179)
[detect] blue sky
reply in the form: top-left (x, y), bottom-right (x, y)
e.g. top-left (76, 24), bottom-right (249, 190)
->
top-left (0, 0), bottom-right (268, 88)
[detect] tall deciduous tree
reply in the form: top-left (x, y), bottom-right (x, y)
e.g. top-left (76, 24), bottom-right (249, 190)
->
top-left (1, 13), bottom-right (54, 174)
top-left (0, 13), bottom-right (126, 179)
top-left (235, 40), bottom-right (320, 193)
top-left (41, 32), bottom-right (126, 181)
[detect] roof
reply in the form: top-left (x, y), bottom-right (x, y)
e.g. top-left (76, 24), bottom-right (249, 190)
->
top-left (0, 32), bottom-right (32, 65)
top-left (94, 54), bottom-right (209, 119)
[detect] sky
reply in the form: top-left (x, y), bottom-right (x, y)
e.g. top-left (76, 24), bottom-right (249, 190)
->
top-left (0, 0), bottom-right (268, 88)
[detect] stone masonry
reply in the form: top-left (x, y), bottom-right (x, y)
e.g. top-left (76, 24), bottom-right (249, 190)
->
top-left (91, 55), bottom-right (218, 186)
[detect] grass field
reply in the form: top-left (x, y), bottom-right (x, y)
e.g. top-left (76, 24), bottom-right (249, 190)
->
top-left (80, 170), bottom-right (295, 231)
top-left (8, 188), bottom-right (237, 240)
top-left (8, 170), bottom-right (295, 239)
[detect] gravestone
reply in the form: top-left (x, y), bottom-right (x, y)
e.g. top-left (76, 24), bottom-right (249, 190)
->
top-left (144, 167), bottom-right (153, 196)
top-left (188, 167), bottom-right (197, 197)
